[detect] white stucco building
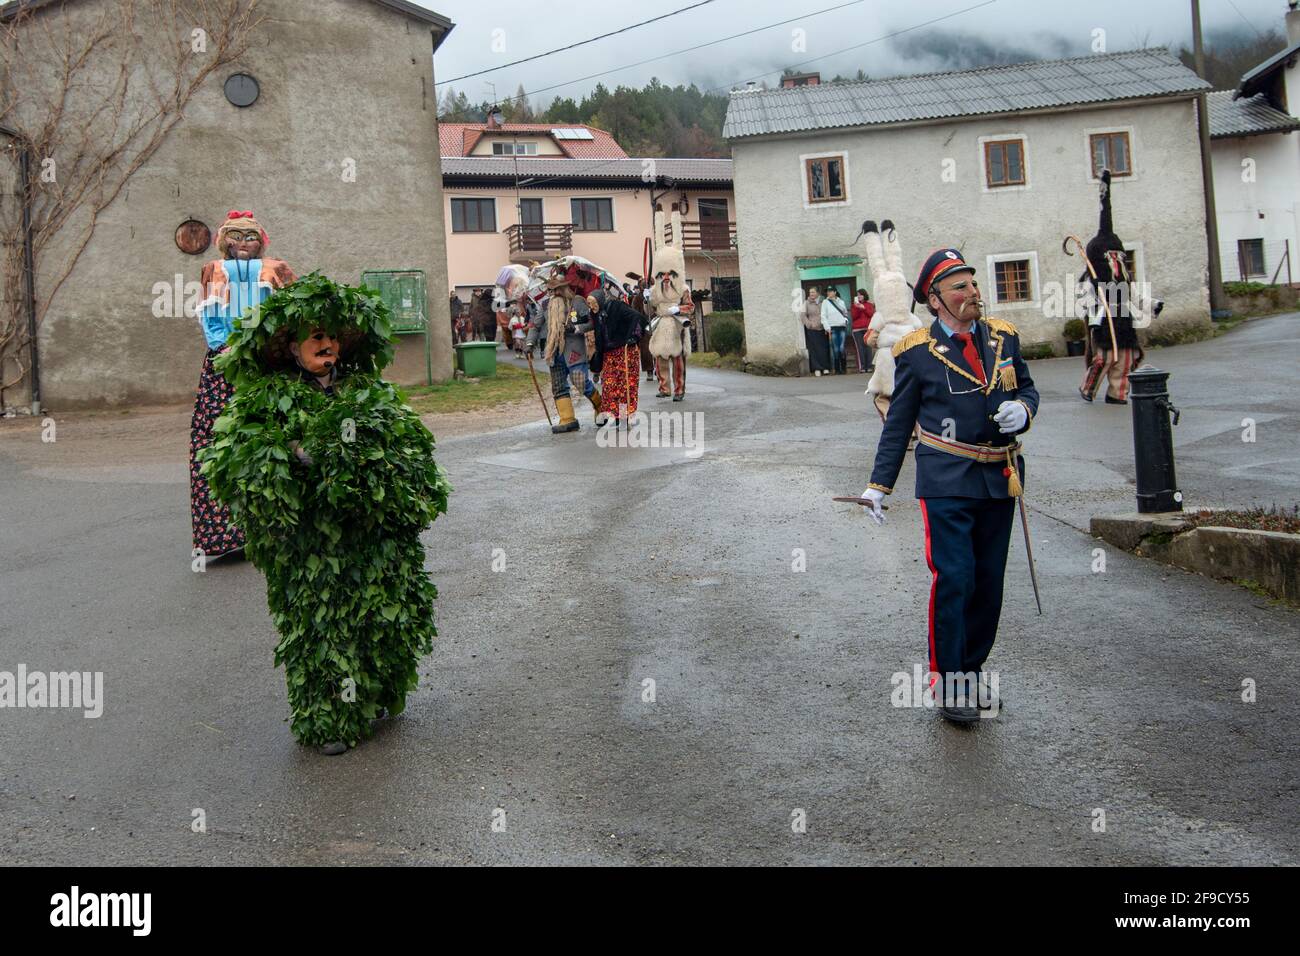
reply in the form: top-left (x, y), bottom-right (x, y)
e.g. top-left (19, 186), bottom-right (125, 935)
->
top-left (1209, 5), bottom-right (1300, 285)
top-left (723, 49), bottom-right (1213, 374)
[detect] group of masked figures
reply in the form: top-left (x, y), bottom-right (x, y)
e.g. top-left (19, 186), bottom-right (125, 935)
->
top-left (494, 209), bottom-right (697, 434)
top-left (184, 167), bottom-right (1162, 749)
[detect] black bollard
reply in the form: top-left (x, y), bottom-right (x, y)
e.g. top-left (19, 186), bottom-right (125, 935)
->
top-left (1129, 365), bottom-right (1183, 513)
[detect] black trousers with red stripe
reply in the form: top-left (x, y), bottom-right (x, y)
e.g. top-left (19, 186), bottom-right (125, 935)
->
top-left (919, 496), bottom-right (1016, 682)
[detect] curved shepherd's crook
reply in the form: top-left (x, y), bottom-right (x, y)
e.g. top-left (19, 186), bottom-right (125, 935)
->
top-left (1063, 234), bottom-right (1120, 357)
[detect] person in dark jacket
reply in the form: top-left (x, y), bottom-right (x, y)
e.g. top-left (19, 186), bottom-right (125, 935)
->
top-left (588, 288), bottom-right (643, 427)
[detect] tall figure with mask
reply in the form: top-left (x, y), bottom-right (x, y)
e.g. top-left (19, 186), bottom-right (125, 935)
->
top-left (190, 211), bottom-right (296, 559)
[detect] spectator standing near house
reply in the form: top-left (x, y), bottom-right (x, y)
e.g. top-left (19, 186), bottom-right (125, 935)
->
top-left (802, 287), bottom-right (832, 377)
top-left (821, 287), bottom-right (850, 375)
top-left (851, 290), bottom-right (875, 373)
top-left (449, 291), bottom-right (463, 345)
top-left (469, 287), bottom-right (496, 343)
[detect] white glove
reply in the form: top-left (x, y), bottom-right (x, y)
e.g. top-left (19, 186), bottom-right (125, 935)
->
top-left (668, 305), bottom-right (680, 315)
top-left (860, 487), bottom-right (886, 526)
top-left (642, 288), bottom-right (652, 301)
top-left (994, 400), bottom-right (1028, 434)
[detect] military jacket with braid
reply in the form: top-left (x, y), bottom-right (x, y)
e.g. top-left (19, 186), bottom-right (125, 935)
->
top-left (868, 317), bottom-right (1039, 499)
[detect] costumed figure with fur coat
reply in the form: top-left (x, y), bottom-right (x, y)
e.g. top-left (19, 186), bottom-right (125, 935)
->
top-left (862, 220), bottom-right (923, 421)
top-left (647, 210), bottom-right (695, 401)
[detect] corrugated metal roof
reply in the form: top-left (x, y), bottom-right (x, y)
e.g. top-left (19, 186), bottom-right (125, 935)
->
top-left (1208, 90), bottom-right (1300, 138)
top-left (441, 156), bottom-right (734, 184)
top-left (723, 48), bottom-right (1209, 140)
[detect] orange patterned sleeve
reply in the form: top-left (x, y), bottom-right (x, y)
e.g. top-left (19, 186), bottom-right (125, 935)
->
top-left (264, 259), bottom-right (297, 289)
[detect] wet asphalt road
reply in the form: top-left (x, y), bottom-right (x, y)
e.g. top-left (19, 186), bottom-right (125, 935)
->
top-left (1, 315), bottom-right (1297, 865)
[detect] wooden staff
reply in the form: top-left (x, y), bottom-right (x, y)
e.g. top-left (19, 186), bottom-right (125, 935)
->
top-left (524, 350), bottom-right (553, 429)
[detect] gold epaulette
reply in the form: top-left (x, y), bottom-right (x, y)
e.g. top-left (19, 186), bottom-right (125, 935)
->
top-left (891, 328), bottom-right (932, 358)
top-left (985, 317), bottom-right (1019, 337)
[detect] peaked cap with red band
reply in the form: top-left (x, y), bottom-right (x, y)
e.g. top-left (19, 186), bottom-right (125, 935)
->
top-left (913, 247), bottom-right (974, 306)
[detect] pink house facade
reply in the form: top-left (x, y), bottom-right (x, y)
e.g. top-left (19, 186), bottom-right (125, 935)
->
top-left (441, 125), bottom-right (739, 315)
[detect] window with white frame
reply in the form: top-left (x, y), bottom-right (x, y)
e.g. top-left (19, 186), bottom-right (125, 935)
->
top-left (1089, 131), bottom-right (1132, 178)
top-left (984, 139), bottom-right (1026, 188)
top-left (492, 141), bottom-right (538, 156)
top-left (985, 251), bottom-right (1040, 307)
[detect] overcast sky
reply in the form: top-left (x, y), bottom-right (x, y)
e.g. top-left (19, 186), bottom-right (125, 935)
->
top-left (418, 0), bottom-right (1291, 108)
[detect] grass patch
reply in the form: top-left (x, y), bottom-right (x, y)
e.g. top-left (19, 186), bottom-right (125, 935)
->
top-left (1210, 314), bottom-right (1252, 337)
top-left (688, 351), bottom-right (746, 371)
top-left (403, 362), bottom-right (535, 415)
top-left (1186, 505), bottom-right (1300, 534)
top-left (1144, 321), bottom-right (1217, 347)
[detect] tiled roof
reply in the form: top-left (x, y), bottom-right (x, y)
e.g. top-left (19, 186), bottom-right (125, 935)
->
top-left (723, 48), bottom-right (1209, 140)
top-left (1208, 90), bottom-right (1300, 138)
top-left (441, 156), bottom-right (733, 185)
top-left (437, 123), bottom-right (627, 158)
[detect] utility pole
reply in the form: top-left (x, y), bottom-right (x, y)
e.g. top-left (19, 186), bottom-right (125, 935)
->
top-left (1193, 0), bottom-right (1228, 317)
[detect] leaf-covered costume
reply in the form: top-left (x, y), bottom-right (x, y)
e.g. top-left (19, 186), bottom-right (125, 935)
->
top-left (199, 273), bottom-right (451, 748)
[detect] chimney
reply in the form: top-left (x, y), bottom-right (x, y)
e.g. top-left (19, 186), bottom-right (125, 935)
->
top-left (1289, 1), bottom-right (1300, 46)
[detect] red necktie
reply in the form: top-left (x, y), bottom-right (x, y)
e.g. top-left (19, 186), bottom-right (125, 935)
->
top-left (953, 331), bottom-right (986, 385)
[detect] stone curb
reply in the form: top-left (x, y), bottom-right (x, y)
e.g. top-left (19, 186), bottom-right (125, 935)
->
top-left (1090, 512), bottom-right (1300, 604)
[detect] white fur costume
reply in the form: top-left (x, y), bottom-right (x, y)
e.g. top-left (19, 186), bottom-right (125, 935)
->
top-left (648, 210), bottom-right (691, 360)
top-left (863, 222), bottom-right (922, 417)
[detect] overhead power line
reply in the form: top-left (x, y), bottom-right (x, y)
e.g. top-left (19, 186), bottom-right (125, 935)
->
top-left (454, 0), bottom-right (869, 105)
top-left (436, 0), bottom-right (719, 87)
top-left (482, 1), bottom-right (999, 190)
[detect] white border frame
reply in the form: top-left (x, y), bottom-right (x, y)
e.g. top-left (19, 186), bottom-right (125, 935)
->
top-left (799, 150), bottom-right (851, 210)
top-left (985, 250), bottom-right (1040, 311)
top-left (1084, 125), bottom-right (1138, 184)
top-left (977, 133), bottom-right (1030, 194)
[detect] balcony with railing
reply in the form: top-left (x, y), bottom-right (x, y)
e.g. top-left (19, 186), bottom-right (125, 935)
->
top-left (663, 220), bottom-right (738, 253)
top-left (505, 223), bottom-right (573, 261)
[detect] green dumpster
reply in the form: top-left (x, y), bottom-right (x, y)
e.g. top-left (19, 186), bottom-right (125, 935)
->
top-left (455, 341), bottom-right (498, 377)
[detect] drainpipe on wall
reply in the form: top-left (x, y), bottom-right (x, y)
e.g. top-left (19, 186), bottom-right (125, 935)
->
top-left (0, 122), bottom-right (39, 414)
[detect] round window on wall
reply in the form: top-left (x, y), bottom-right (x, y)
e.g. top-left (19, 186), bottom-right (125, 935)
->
top-left (224, 73), bottom-right (260, 108)
top-left (175, 219), bottom-right (211, 255)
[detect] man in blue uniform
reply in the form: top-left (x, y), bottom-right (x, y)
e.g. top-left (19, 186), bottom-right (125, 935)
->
top-left (859, 249), bottom-right (1039, 725)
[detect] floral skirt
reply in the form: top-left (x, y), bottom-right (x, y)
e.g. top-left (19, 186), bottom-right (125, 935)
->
top-left (189, 351), bottom-right (244, 556)
top-left (600, 344), bottom-right (640, 418)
